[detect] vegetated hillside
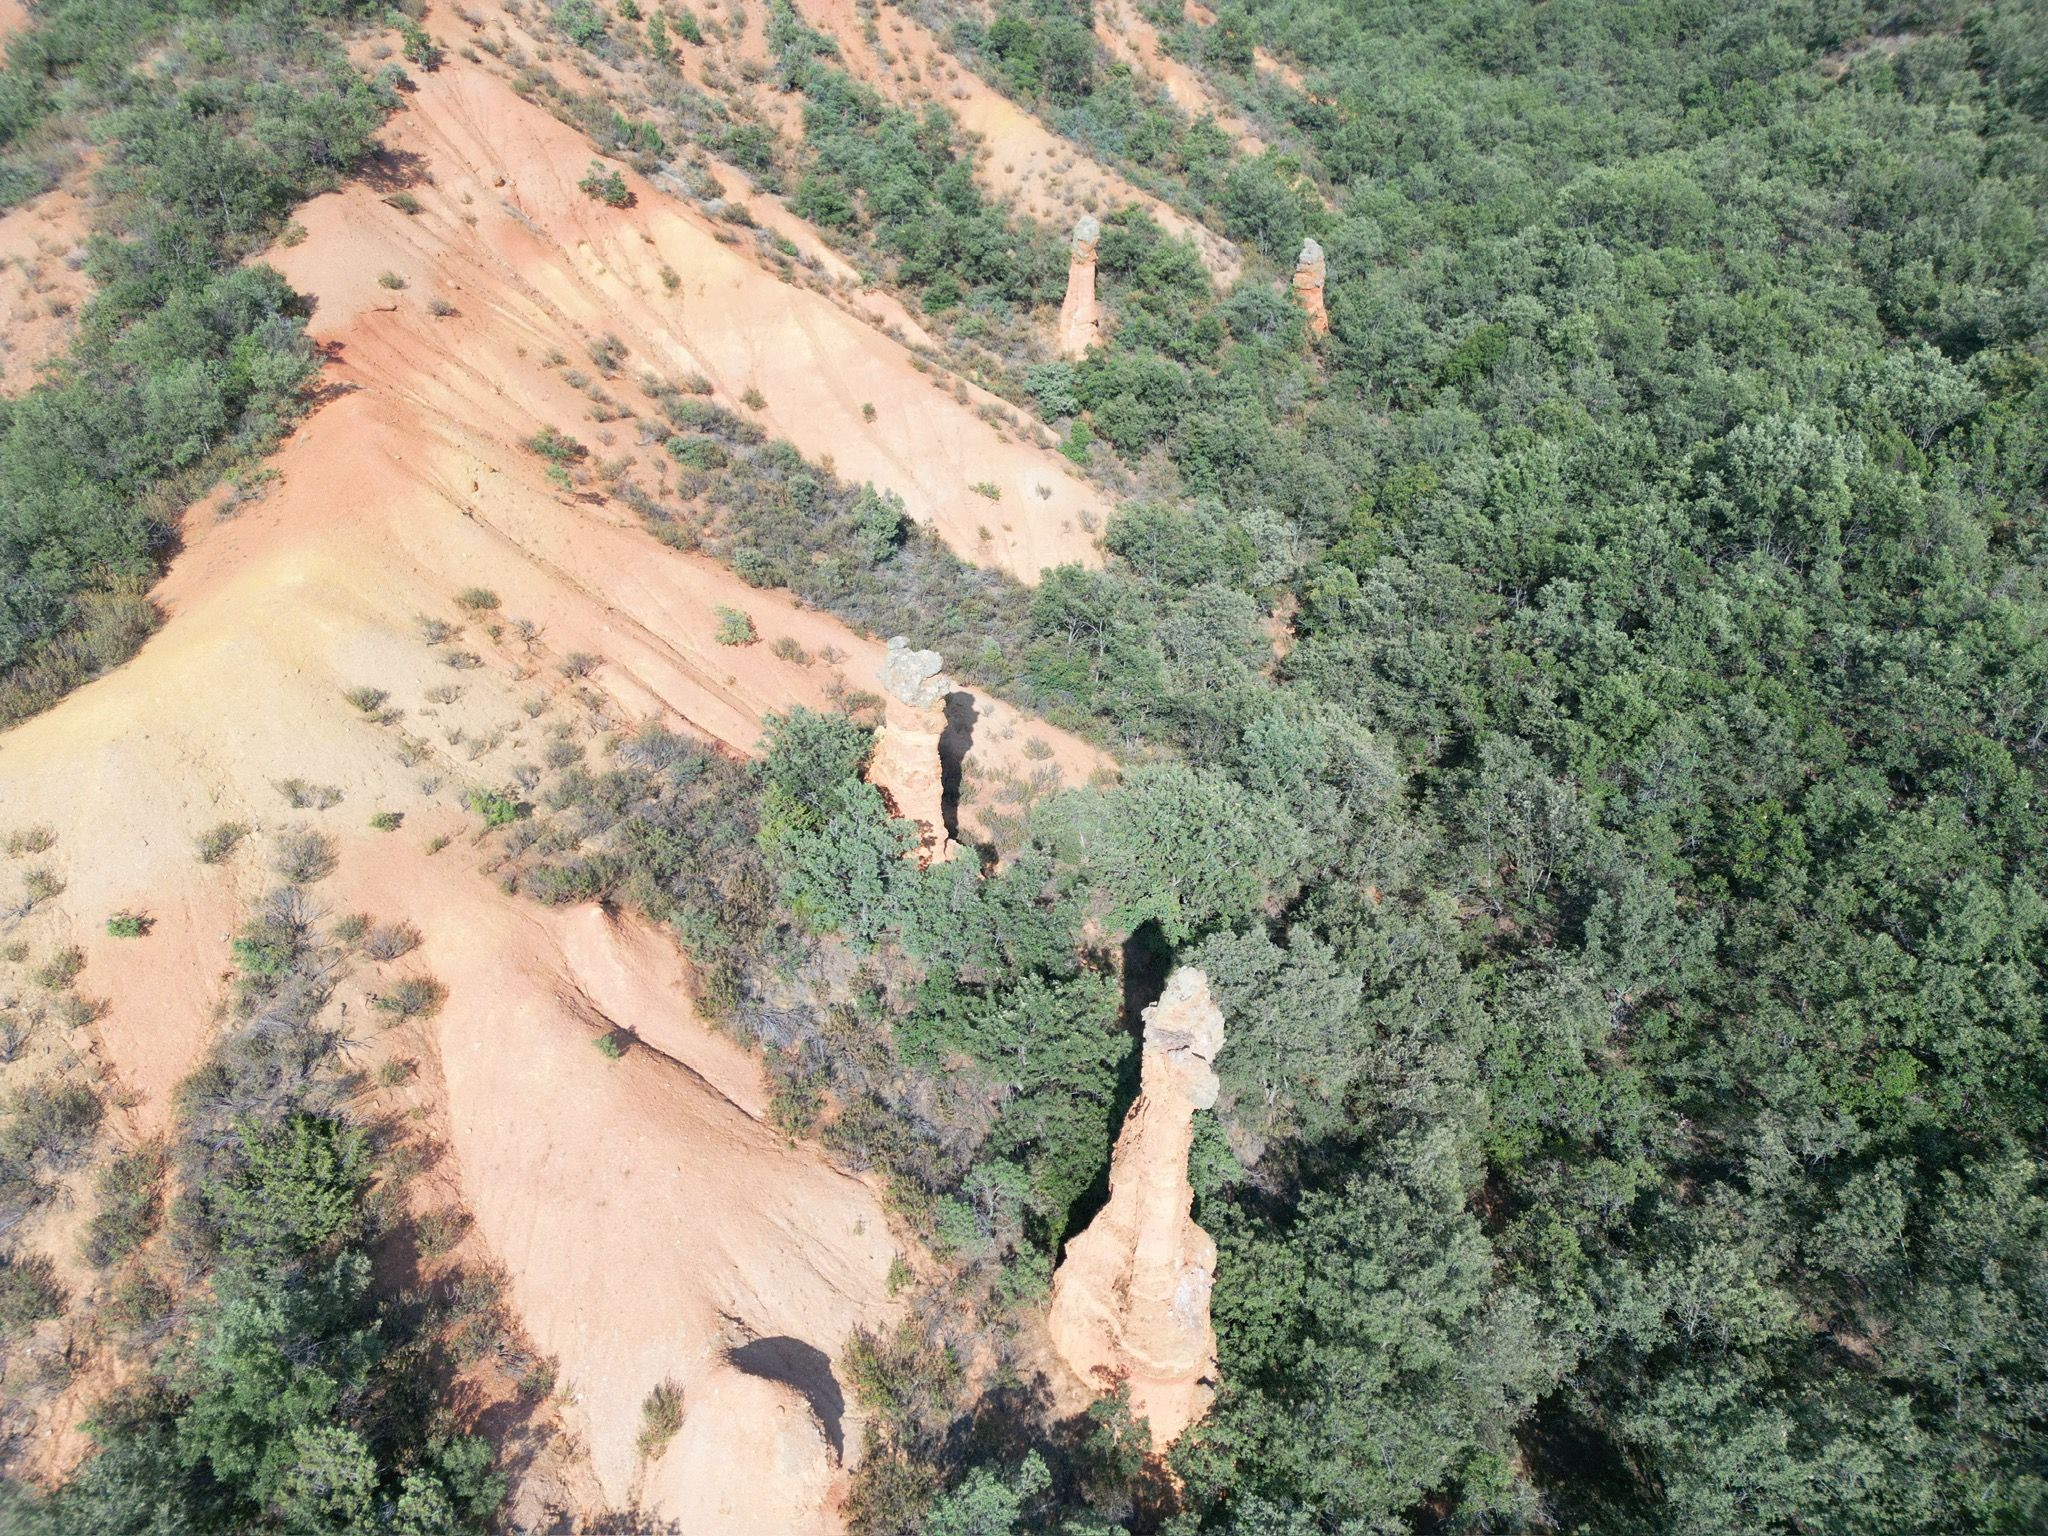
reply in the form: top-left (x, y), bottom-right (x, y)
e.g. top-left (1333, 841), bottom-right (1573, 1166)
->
top-left (0, 1), bottom-right (1115, 1529)
top-left (0, 0), bottom-right (2044, 1533)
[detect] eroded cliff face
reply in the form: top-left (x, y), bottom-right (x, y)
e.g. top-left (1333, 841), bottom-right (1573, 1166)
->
top-left (1048, 967), bottom-right (1225, 1447)
top-left (1057, 214), bottom-right (1104, 359)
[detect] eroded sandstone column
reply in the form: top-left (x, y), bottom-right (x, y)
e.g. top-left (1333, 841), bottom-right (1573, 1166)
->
top-left (870, 635), bottom-right (959, 866)
top-left (1292, 235), bottom-right (1328, 336)
top-left (1056, 214), bottom-right (1103, 359)
top-left (1048, 967), bottom-right (1224, 1448)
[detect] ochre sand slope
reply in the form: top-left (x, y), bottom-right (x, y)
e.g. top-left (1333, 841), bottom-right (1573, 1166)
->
top-left (0, 181), bottom-right (90, 394)
top-left (0, 49), bottom-right (1111, 1525)
top-left (298, 62), bottom-right (1102, 582)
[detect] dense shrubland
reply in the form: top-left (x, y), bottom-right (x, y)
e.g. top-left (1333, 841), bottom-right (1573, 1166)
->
top-left (550, 2), bottom-right (2048, 1531)
top-left (0, 0), bottom-right (390, 724)
top-left (3, 880), bottom-right (502, 1535)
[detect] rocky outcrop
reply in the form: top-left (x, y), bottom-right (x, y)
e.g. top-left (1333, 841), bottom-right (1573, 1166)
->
top-left (1291, 236), bottom-right (1328, 336)
top-left (1048, 967), bottom-right (1225, 1448)
top-left (1056, 214), bottom-right (1103, 359)
top-left (871, 635), bottom-right (959, 865)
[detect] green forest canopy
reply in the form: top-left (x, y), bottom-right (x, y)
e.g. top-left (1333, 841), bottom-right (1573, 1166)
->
top-left (730, 1), bottom-right (2048, 1530)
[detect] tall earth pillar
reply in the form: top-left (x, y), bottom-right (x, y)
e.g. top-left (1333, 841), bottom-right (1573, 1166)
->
top-left (1292, 235), bottom-right (1328, 336)
top-left (1056, 214), bottom-right (1104, 359)
top-left (870, 636), bottom-right (960, 866)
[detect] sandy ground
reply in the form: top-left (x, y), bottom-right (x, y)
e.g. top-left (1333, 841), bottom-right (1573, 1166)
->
top-left (0, 183), bottom-right (90, 394)
top-left (299, 63), bottom-right (1101, 583)
top-left (0, 31), bottom-right (1115, 1520)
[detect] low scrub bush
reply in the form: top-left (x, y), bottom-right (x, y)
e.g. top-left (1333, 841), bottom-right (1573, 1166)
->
top-left (81, 1140), bottom-right (165, 1269)
top-left (372, 975), bottom-right (445, 1020)
top-left (197, 821), bottom-right (249, 864)
top-left (273, 829), bottom-right (339, 884)
top-left (0, 1249), bottom-right (62, 1337)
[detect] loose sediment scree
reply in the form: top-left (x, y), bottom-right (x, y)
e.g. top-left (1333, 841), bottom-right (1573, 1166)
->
top-left (283, 57), bottom-right (1105, 584)
top-left (0, 28), bottom-right (1111, 1527)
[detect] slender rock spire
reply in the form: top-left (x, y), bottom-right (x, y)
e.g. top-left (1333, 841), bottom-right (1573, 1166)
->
top-left (869, 636), bottom-right (959, 866)
top-left (1291, 235), bottom-right (1328, 336)
top-left (1048, 967), bottom-right (1226, 1448)
top-left (1056, 214), bottom-right (1103, 359)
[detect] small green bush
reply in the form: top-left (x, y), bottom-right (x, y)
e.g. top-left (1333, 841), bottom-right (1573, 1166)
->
top-left (466, 788), bottom-right (523, 827)
top-left (638, 1380), bottom-right (685, 1454)
top-left (372, 976), bottom-right (446, 1020)
top-left (578, 162), bottom-right (632, 208)
top-left (714, 607), bottom-right (757, 646)
top-left (526, 426), bottom-right (586, 465)
top-left (394, 15), bottom-right (442, 69)
top-left (594, 1031), bottom-right (625, 1061)
top-left (454, 586), bottom-right (500, 613)
top-left (105, 911), bottom-right (151, 939)
top-left (344, 685), bottom-right (388, 713)
top-left (556, 0), bottom-right (607, 46)
top-left (197, 821), bottom-right (250, 864)
top-left (369, 810), bottom-right (404, 832)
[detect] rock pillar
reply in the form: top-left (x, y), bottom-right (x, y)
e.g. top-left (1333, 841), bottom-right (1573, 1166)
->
top-left (871, 636), bottom-right (959, 866)
top-left (1291, 235), bottom-right (1328, 336)
top-left (1056, 214), bottom-right (1103, 359)
top-left (1048, 967), bottom-right (1225, 1448)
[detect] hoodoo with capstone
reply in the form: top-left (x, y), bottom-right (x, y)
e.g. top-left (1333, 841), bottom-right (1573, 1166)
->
top-left (1292, 235), bottom-right (1328, 335)
top-left (1056, 214), bottom-right (1103, 359)
top-left (870, 635), bottom-right (960, 866)
top-left (1048, 966), bottom-right (1225, 1447)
